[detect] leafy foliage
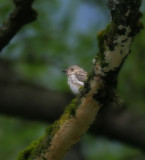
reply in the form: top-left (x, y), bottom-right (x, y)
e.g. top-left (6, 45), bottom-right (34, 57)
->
top-left (0, 0), bottom-right (145, 159)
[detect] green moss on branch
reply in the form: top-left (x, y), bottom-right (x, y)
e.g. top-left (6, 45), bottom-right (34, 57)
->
top-left (17, 0), bottom-right (143, 160)
top-left (97, 0), bottom-right (143, 73)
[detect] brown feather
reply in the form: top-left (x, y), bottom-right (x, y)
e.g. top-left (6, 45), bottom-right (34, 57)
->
top-left (75, 71), bottom-right (87, 82)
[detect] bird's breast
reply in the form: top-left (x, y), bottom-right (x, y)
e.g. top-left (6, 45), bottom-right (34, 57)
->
top-left (68, 75), bottom-right (84, 95)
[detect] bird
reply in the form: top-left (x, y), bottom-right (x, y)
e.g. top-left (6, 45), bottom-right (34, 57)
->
top-left (63, 65), bottom-right (87, 95)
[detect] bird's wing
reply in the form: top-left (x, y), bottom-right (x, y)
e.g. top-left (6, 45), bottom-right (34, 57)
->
top-left (75, 71), bottom-right (87, 82)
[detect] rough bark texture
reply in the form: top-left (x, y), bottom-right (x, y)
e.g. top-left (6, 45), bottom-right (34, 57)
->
top-left (1, 74), bottom-right (145, 151)
top-left (18, 78), bottom-right (103, 160)
top-left (16, 0), bottom-right (143, 160)
top-left (0, 0), bottom-right (37, 52)
top-left (0, 60), bottom-right (145, 152)
top-left (0, 59), bottom-right (144, 152)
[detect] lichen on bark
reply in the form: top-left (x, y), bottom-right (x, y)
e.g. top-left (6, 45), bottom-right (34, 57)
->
top-left (17, 0), bottom-right (143, 160)
top-left (97, 0), bottom-right (143, 73)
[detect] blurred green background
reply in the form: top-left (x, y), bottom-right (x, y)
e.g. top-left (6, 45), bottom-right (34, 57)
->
top-left (0, 0), bottom-right (145, 159)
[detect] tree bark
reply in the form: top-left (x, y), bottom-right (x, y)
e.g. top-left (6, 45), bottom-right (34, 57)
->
top-left (1, 82), bottom-right (145, 151)
top-left (0, 0), bottom-right (37, 52)
top-left (16, 0), bottom-right (143, 160)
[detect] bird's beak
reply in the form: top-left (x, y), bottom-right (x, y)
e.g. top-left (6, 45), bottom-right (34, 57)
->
top-left (62, 70), bottom-right (67, 73)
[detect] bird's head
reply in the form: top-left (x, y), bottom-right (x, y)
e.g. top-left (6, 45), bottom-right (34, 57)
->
top-left (62, 65), bottom-right (81, 76)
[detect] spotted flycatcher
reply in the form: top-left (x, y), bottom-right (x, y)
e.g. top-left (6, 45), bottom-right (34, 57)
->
top-left (63, 65), bottom-right (87, 95)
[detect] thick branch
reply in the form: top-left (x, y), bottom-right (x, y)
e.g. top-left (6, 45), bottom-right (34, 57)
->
top-left (91, 107), bottom-right (145, 151)
top-left (0, 83), bottom-right (72, 120)
top-left (1, 83), bottom-right (145, 151)
top-left (17, 0), bottom-right (142, 159)
top-left (0, 59), bottom-right (72, 120)
top-left (0, 56), bottom-right (144, 150)
top-left (0, 0), bottom-right (37, 52)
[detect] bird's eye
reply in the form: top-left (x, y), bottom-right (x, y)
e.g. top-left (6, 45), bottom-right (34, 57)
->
top-left (71, 68), bottom-right (74, 71)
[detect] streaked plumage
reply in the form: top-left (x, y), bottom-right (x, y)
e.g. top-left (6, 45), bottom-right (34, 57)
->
top-left (63, 65), bottom-right (87, 94)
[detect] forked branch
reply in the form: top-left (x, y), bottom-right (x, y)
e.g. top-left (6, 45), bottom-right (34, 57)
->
top-left (17, 0), bottom-right (143, 160)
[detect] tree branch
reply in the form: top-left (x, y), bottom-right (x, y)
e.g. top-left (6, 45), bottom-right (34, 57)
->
top-left (16, 0), bottom-right (143, 160)
top-left (1, 82), bottom-right (145, 151)
top-left (1, 80), bottom-right (145, 151)
top-left (91, 107), bottom-right (145, 151)
top-left (0, 83), bottom-right (72, 121)
top-left (0, 0), bottom-right (37, 52)
top-left (0, 58), bottom-right (72, 120)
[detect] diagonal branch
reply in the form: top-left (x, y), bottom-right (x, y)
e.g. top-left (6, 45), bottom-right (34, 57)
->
top-left (17, 0), bottom-right (143, 160)
top-left (1, 79), bottom-right (145, 151)
top-left (0, 0), bottom-right (37, 52)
